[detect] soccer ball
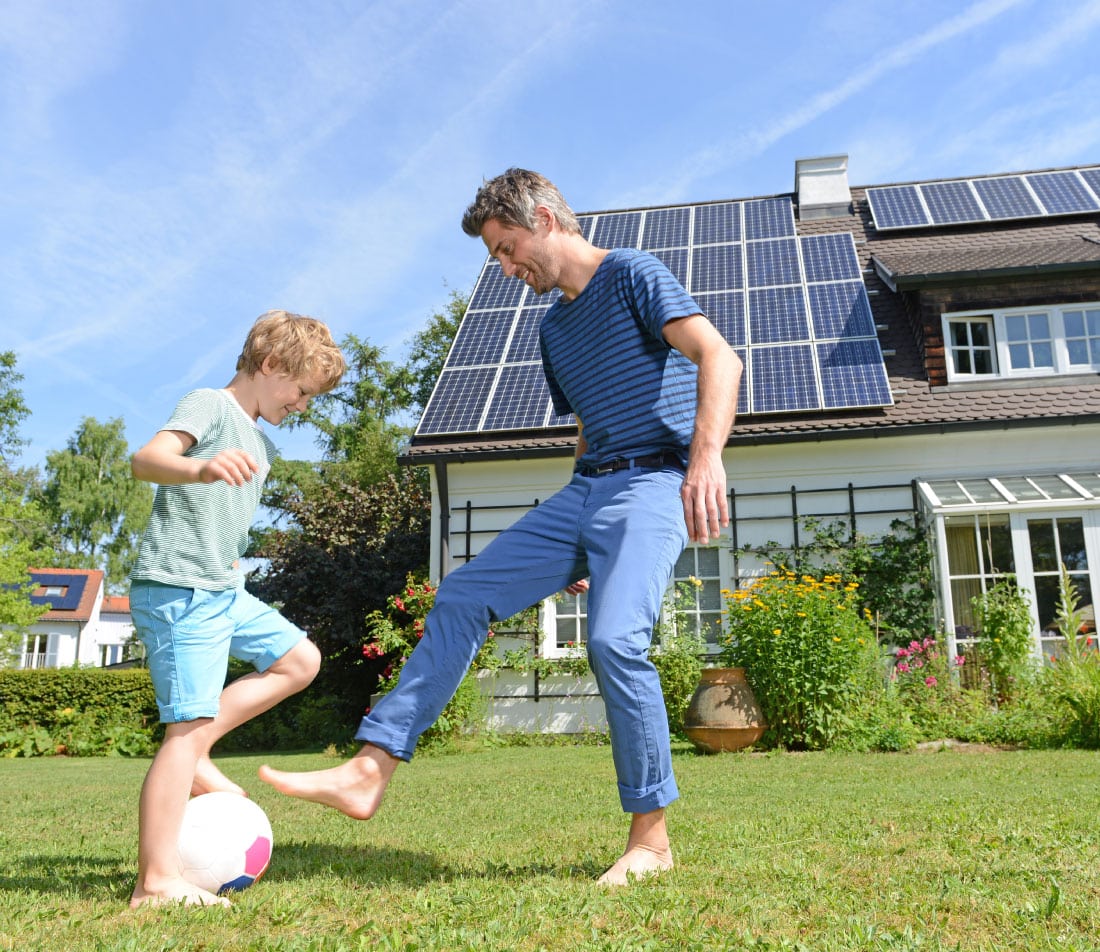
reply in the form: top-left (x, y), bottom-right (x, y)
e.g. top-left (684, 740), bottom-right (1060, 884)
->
top-left (177, 792), bottom-right (273, 895)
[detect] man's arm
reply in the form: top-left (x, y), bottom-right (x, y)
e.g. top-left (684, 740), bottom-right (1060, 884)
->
top-left (131, 429), bottom-right (260, 487)
top-left (662, 314), bottom-right (742, 544)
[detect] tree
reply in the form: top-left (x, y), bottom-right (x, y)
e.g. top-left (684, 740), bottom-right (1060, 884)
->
top-left (0, 353), bottom-right (50, 664)
top-left (404, 288), bottom-right (466, 413)
top-left (0, 351), bottom-right (30, 467)
top-left (37, 417), bottom-right (153, 591)
top-left (249, 470), bottom-right (431, 712)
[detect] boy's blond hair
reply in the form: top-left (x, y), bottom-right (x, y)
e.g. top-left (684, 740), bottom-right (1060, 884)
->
top-left (237, 310), bottom-right (346, 392)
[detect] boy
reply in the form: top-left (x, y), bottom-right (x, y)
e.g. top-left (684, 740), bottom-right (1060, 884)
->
top-left (128, 310), bottom-right (345, 907)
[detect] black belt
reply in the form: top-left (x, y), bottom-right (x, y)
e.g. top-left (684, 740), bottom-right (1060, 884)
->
top-left (577, 451), bottom-right (685, 477)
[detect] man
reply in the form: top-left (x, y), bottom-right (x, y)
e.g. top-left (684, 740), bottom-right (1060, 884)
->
top-left (260, 169), bottom-right (742, 885)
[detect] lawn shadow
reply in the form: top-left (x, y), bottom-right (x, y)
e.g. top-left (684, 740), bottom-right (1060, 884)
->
top-left (264, 840), bottom-right (447, 887)
top-left (0, 854), bottom-right (131, 899)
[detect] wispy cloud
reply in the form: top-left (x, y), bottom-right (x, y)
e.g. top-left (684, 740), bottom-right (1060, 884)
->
top-left (633, 0), bottom-right (1030, 203)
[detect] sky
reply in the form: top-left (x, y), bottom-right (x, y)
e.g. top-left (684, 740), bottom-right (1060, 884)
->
top-left (3, 0), bottom-right (1100, 471)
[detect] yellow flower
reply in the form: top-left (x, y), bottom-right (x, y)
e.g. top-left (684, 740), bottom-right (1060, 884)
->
top-left (688, 575), bottom-right (703, 588)
top-left (833, 636), bottom-right (841, 642)
top-left (773, 628), bottom-right (782, 635)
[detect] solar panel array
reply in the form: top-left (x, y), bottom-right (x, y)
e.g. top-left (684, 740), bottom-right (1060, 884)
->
top-left (29, 573), bottom-right (87, 611)
top-left (417, 197), bottom-right (892, 437)
top-left (866, 167), bottom-right (1100, 231)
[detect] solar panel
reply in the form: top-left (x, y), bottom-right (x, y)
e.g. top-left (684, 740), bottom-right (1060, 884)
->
top-left (1081, 168), bottom-right (1100, 202)
top-left (749, 286), bottom-right (810, 344)
top-left (866, 185), bottom-right (929, 229)
top-left (690, 244), bottom-right (743, 293)
top-left (808, 282), bottom-right (876, 339)
top-left (642, 206), bottom-right (691, 249)
top-left (921, 180), bottom-right (985, 224)
top-left (744, 197), bottom-right (796, 239)
top-left (418, 367), bottom-right (497, 434)
top-left (590, 212), bottom-right (643, 250)
top-left (750, 345), bottom-right (818, 413)
top-left (30, 573), bottom-right (88, 611)
top-left (972, 176), bottom-right (1042, 219)
top-left (417, 194), bottom-right (892, 436)
top-left (445, 309), bottom-right (516, 367)
top-left (801, 233), bottom-right (861, 282)
top-left (694, 202), bottom-right (741, 244)
top-left (818, 339), bottom-right (893, 409)
top-left (1026, 171), bottom-right (1100, 215)
top-left (482, 364), bottom-right (553, 430)
top-left (746, 238), bottom-right (800, 288)
top-left (868, 167), bottom-right (1100, 230)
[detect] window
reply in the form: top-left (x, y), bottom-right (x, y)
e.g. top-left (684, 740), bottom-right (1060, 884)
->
top-left (668, 546), bottom-right (724, 647)
top-left (943, 302), bottom-right (1100, 381)
top-left (943, 513), bottom-right (1015, 643)
top-left (1029, 516), bottom-right (1092, 657)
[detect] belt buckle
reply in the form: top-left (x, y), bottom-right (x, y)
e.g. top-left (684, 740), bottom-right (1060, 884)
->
top-left (592, 460), bottom-right (619, 476)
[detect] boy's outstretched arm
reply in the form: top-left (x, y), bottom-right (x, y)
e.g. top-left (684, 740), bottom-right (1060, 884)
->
top-left (132, 429), bottom-right (260, 486)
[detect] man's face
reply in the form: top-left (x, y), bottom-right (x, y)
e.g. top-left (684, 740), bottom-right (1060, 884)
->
top-left (481, 216), bottom-right (556, 295)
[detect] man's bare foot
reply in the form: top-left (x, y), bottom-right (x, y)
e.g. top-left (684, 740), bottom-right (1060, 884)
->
top-left (130, 876), bottom-right (231, 909)
top-left (191, 756), bottom-right (247, 798)
top-left (596, 845), bottom-right (674, 886)
top-left (258, 744), bottom-right (398, 820)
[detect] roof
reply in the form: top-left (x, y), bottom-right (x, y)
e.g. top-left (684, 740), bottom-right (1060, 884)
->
top-left (28, 568), bottom-right (105, 623)
top-left (101, 595), bottom-right (130, 614)
top-left (872, 230), bottom-right (1100, 291)
top-left (402, 160), bottom-right (1100, 466)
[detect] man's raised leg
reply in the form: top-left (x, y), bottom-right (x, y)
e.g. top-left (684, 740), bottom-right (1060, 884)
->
top-left (258, 743), bottom-right (398, 820)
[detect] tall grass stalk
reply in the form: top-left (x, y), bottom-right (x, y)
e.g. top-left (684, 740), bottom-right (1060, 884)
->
top-left (3, 746), bottom-right (1100, 950)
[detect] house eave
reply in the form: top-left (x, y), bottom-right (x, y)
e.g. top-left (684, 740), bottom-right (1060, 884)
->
top-left (871, 256), bottom-right (1100, 293)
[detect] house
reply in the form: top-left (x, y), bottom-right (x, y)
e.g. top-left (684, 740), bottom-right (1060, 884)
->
top-left (20, 569), bottom-right (137, 669)
top-left (402, 155), bottom-right (1100, 731)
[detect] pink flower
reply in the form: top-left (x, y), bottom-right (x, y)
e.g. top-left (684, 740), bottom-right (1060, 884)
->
top-left (896, 662), bottom-right (910, 673)
top-left (914, 659), bottom-right (924, 669)
top-left (896, 647), bottom-right (910, 658)
top-left (925, 676), bottom-right (938, 687)
top-left (954, 655), bottom-right (965, 666)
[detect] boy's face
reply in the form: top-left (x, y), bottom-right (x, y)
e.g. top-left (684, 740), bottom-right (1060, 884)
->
top-left (256, 364), bottom-right (324, 426)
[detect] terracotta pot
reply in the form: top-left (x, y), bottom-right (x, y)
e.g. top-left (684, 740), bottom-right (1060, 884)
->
top-left (683, 667), bottom-right (766, 753)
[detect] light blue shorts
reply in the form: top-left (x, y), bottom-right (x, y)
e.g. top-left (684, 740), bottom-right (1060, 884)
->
top-left (130, 580), bottom-right (307, 723)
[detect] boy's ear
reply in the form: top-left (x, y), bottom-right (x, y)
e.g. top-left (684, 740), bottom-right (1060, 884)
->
top-left (259, 354), bottom-right (281, 376)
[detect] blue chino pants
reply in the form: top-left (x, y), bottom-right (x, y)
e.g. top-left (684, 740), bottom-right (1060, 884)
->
top-left (357, 463), bottom-right (688, 813)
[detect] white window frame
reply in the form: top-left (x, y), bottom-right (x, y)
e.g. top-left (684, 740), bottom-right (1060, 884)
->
top-left (942, 301), bottom-right (1100, 382)
top-left (537, 544), bottom-right (733, 659)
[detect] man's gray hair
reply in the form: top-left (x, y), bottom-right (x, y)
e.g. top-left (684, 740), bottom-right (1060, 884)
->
top-left (462, 168), bottom-right (581, 237)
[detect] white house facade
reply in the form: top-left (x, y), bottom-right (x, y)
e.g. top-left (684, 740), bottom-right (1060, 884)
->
top-left (402, 155), bottom-right (1100, 731)
top-left (21, 569), bottom-right (136, 669)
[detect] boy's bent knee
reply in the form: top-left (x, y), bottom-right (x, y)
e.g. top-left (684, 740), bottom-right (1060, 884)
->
top-left (277, 638), bottom-right (321, 684)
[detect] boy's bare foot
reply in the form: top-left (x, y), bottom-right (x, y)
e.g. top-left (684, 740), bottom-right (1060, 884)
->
top-left (130, 876), bottom-right (231, 909)
top-left (191, 756), bottom-right (247, 798)
top-left (258, 743), bottom-right (397, 820)
top-left (596, 845), bottom-right (674, 886)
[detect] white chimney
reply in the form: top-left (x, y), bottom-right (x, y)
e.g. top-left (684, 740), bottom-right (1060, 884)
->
top-left (795, 154), bottom-right (851, 220)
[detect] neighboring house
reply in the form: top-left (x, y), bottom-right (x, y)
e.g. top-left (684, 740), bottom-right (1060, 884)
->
top-left (20, 569), bottom-right (137, 669)
top-left (402, 155), bottom-right (1100, 731)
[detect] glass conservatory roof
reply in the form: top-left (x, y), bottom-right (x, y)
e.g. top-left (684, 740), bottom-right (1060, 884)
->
top-left (917, 472), bottom-right (1100, 511)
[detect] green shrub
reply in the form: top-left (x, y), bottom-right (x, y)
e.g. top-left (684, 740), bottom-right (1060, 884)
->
top-left (0, 668), bottom-right (160, 757)
top-left (649, 585), bottom-right (706, 736)
top-left (1044, 565), bottom-right (1100, 748)
top-left (972, 577), bottom-right (1036, 701)
top-left (720, 570), bottom-right (879, 749)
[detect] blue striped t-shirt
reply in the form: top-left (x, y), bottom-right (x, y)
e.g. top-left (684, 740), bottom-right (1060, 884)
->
top-left (539, 248), bottom-right (704, 467)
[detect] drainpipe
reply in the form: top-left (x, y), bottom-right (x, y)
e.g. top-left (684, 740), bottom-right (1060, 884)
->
top-left (434, 460), bottom-right (451, 580)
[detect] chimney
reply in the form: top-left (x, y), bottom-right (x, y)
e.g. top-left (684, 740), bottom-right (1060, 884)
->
top-left (794, 154), bottom-right (851, 220)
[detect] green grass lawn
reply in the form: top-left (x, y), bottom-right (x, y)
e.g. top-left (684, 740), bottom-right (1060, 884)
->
top-left (1, 743), bottom-right (1099, 951)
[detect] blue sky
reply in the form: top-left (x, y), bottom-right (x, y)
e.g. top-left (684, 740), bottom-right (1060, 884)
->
top-left (4, 0), bottom-right (1100, 470)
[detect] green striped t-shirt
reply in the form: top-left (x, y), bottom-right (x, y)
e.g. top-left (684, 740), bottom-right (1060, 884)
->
top-left (130, 389), bottom-right (278, 591)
